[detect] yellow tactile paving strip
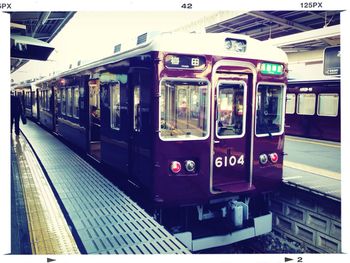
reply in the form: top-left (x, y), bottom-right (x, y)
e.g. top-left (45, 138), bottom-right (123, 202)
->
top-left (12, 134), bottom-right (80, 254)
top-left (284, 160), bottom-right (341, 181)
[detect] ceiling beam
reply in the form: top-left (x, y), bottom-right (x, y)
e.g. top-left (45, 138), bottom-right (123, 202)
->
top-left (32, 12), bottom-right (51, 37)
top-left (248, 11), bottom-right (312, 32)
top-left (264, 24), bottom-right (340, 48)
top-left (249, 11), bottom-right (336, 45)
top-left (11, 22), bottom-right (26, 30)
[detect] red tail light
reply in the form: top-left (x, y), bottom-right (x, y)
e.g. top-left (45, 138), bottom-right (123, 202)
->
top-left (269, 153), bottom-right (278, 163)
top-left (170, 161), bottom-right (181, 174)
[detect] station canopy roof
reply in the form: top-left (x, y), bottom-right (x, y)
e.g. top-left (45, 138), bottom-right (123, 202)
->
top-left (206, 11), bottom-right (340, 52)
top-left (10, 11), bottom-right (75, 73)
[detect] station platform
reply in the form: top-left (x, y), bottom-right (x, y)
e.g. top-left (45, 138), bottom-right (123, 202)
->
top-left (11, 121), bottom-right (190, 254)
top-left (283, 136), bottom-right (341, 201)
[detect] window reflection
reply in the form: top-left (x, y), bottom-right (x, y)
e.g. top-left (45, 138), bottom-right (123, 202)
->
top-left (110, 83), bottom-right (120, 130)
top-left (216, 83), bottom-right (245, 137)
top-left (256, 84), bottom-right (284, 135)
top-left (160, 79), bottom-right (209, 139)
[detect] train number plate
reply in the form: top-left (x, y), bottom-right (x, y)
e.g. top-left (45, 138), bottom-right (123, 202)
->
top-left (215, 155), bottom-right (244, 168)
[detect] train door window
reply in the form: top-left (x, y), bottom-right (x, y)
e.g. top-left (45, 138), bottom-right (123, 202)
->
top-left (25, 92), bottom-right (29, 107)
top-left (317, 93), bottom-right (339, 117)
top-left (47, 89), bottom-right (52, 110)
top-left (61, 88), bottom-right (66, 115)
top-left (256, 84), bottom-right (285, 136)
top-left (90, 83), bottom-right (100, 110)
top-left (134, 86), bottom-right (141, 132)
top-left (66, 88), bottom-right (73, 116)
top-left (73, 86), bottom-right (79, 118)
top-left (39, 91), bottom-right (42, 108)
top-left (216, 82), bottom-right (246, 138)
top-left (286, 93), bottom-right (296, 114)
top-left (110, 82), bottom-right (121, 130)
top-left (297, 93), bottom-right (316, 115)
top-left (42, 90), bottom-right (46, 110)
top-left (160, 79), bottom-right (209, 140)
top-left (46, 90), bottom-right (49, 110)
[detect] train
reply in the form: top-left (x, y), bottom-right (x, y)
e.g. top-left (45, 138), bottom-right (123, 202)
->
top-left (285, 79), bottom-right (340, 142)
top-left (13, 32), bottom-right (288, 251)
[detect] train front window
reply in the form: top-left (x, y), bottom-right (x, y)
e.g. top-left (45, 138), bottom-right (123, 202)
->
top-left (216, 82), bottom-right (246, 138)
top-left (160, 79), bottom-right (209, 140)
top-left (256, 84), bottom-right (285, 136)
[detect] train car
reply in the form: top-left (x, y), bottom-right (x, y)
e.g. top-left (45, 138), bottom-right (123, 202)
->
top-left (34, 32), bottom-right (288, 250)
top-left (285, 79), bottom-right (340, 142)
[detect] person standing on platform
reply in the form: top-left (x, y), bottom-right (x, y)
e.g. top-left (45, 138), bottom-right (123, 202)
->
top-left (11, 93), bottom-right (23, 136)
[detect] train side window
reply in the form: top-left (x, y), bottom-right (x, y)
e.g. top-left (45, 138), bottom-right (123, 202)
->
top-left (134, 86), bottom-right (141, 132)
top-left (160, 79), bottom-right (209, 140)
top-left (317, 93), bottom-right (339, 117)
top-left (73, 86), bottom-right (79, 118)
top-left (297, 93), bottom-right (316, 115)
top-left (67, 87), bottom-right (73, 116)
top-left (286, 93), bottom-right (296, 114)
top-left (110, 82), bottom-right (121, 130)
top-left (61, 88), bottom-right (66, 115)
top-left (256, 84), bottom-right (285, 136)
top-left (216, 82), bottom-right (246, 138)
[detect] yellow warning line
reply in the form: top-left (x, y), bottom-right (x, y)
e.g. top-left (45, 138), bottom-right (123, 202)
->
top-left (284, 160), bottom-right (341, 181)
top-left (285, 136), bottom-right (340, 148)
top-left (12, 134), bottom-right (80, 254)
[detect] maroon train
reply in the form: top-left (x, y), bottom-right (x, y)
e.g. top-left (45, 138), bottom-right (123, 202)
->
top-left (285, 79), bottom-right (340, 142)
top-left (15, 32), bottom-right (288, 250)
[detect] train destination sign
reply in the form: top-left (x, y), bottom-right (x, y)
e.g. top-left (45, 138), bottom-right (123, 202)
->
top-left (260, 62), bottom-right (284, 75)
top-left (165, 54), bottom-right (206, 69)
top-left (324, 46), bottom-right (340, 76)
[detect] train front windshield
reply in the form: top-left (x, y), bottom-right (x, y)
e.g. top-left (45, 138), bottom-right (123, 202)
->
top-left (160, 79), bottom-right (209, 140)
top-left (256, 84), bottom-right (285, 135)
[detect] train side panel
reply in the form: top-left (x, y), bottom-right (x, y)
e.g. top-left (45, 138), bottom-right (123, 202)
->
top-left (285, 80), bottom-right (340, 141)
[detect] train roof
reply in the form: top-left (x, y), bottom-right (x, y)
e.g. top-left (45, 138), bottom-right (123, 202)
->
top-left (35, 32), bottom-right (287, 85)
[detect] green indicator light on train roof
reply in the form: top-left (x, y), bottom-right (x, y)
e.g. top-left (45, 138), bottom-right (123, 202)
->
top-left (260, 62), bottom-right (284, 75)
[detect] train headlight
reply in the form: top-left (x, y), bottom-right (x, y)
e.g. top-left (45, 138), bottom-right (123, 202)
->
top-left (170, 161), bottom-right (181, 174)
top-left (259, 154), bottom-right (268, 165)
top-left (269, 153), bottom-right (279, 163)
top-left (224, 38), bottom-right (247, 52)
top-left (184, 160), bottom-right (196, 172)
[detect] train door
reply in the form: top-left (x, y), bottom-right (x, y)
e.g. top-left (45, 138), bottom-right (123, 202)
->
top-left (211, 71), bottom-right (253, 193)
top-left (88, 80), bottom-right (101, 161)
top-left (129, 70), bottom-right (152, 185)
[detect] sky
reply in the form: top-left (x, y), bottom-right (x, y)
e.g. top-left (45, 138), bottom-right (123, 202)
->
top-left (11, 11), bottom-right (216, 83)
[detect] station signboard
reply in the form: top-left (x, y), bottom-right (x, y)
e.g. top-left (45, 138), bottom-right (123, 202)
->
top-left (323, 46), bottom-right (340, 76)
